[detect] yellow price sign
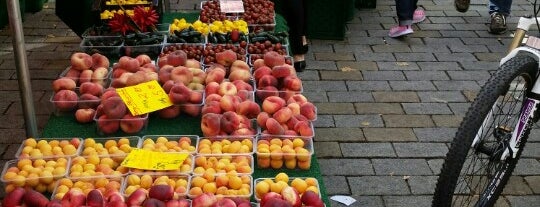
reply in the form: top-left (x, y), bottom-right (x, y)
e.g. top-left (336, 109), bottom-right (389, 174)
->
top-left (116, 80), bottom-right (173, 116)
top-left (121, 149), bottom-right (189, 170)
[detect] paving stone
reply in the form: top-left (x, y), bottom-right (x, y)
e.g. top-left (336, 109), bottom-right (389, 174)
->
top-left (301, 92), bottom-right (328, 103)
top-left (394, 53), bottom-right (437, 62)
top-left (372, 92), bottom-right (420, 102)
top-left (475, 52), bottom-right (506, 61)
top-left (383, 115), bottom-right (435, 127)
top-left (334, 115), bottom-right (384, 128)
top-left (341, 143), bottom-right (396, 158)
top-left (460, 61), bottom-right (499, 71)
top-left (417, 91), bottom-right (466, 103)
top-left (432, 115), bottom-right (464, 127)
top-left (522, 143), bottom-right (540, 158)
top-left (302, 81), bottom-right (348, 92)
top-left (348, 36), bottom-right (387, 45)
top-left (448, 44), bottom-right (489, 53)
top-left (306, 60), bottom-right (338, 70)
top-left (297, 70), bottom-right (320, 81)
top-left (417, 61), bottom-right (461, 71)
top-left (383, 196), bottom-right (432, 207)
top-left (348, 176), bottom-right (410, 195)
top-left (404, 71), bottom-right (449, 81)
top-left (314, 128), bottom-right (365, 142)
top-left (407, 176), bottom-right (438, 194)
top-left (333, 44), bottom-right (372, 53)
top-left (524, 176), bottom-right (540, 194)
top-left (372, 159), bottom-right (432, 175)
top-left (316, 103), bottom-right (356, 114)
top-left (434, 53), bottom-right (478, 62)
top-left (402, 103), bottom-right (453, 115)
top-left (363, 128), bottom-right (417, 142)
top-left (314, 52), bottom-right (355, 61)
top-left (347, 81), bottom-right (391, 91)
top-left (389, 81), bottom-right (437, 91)
top-left (462, 37), bottom-right (502, 45)
top-left (423, 37), bottom-right (464, 45)
top-left (322, 176), bottom-right (351, 194)
top-left (447, 70), bottom-right (492, 81)
top-left (502, 176), bottom-right (534, 195)
top-left (505, 196), bottom-right (540, 207)
top-left (410, 45), bottom-right (451, 53)
top-left (433, 80), bottom-right (481, 90)
top-left (440, 30), bottom-right (479, 38)
top-left (0, 115), bottom-right (25, 129)
top-left (2, 144), bottom-right (21, 159)
top-left (327, 92), bottom-right (374, 102)
top-left (372, 44), bottom-right (411, 53)
top-left (313, 142), bottom-right (342, 158)
top-left (414, 128), bottom-right (457, 142)
top-left (362, 71), bottom-right (405, 80)
top-left (377, 61), bottom-right (419, 71)
top-left (514, 159), bottom-right (540, 175)
top-left (354, 52), bottom-right (396, 61)
top-left (320, 71), bottom-right (363, 80)
top-left (354, 103), bottom-right (404, 114)
top-left (330, 196), bottom-right (384, 207)
top-left (448, 103), bottom-right (473, 115)
top-left (428, 159), bottom-right (445, 175)
top-left (393, 143), bottom-right (448, 158)
top-left (336, 61), bottom-right (378, 71)
top-left (312, 115), bottom-right (335, 128)
top-left (318, 159), bottom-right (374, 175)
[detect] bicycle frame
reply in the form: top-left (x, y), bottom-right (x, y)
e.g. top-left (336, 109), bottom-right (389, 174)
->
top-left (475, 16), bottom-right (540, 160)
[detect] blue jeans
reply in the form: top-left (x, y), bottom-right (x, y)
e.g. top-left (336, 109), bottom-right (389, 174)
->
top-left (489, 0), bottom-right (512, 16)
top-left (396, 0), bottom-right (418, 26)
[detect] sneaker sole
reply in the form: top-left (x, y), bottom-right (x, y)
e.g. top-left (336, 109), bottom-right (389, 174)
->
top-left (389, 29), bottom-right (413, 38)
top-left (412, 16), bottom-right (426, 24)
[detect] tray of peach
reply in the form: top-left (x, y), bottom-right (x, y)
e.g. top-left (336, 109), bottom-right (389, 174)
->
top-left (196, 136), bottom-right (255, 155)
top-left (58, 52), bottom-right (112, 88)
top-left (254, 174), bottom-right (324, 207)
top-left (80, 136), bottom-right (141, 157)
top-left (257, 95), bottom-right (316, 138)
top-left (1, 157), bottom-right (70, 194)
top-left (51, 175), bottom-right (124, 201)
top-left (255, 135), bottom-right (314, 170)
top-left (15, 137), bottom-right (83, 159)
top-left (188, 173), bottom-right (252, 199)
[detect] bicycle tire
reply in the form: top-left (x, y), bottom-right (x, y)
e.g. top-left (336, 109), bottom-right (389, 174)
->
top-left (432, 54), bottom-right (538, 207)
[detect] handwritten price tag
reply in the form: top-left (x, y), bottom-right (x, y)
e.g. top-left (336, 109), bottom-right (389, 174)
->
top-left (121, 149), bottom-right (189, 170)
top-left (220, 0), bottom-right (244, 13)
top-left (116, 80), bottom-right (172, 116)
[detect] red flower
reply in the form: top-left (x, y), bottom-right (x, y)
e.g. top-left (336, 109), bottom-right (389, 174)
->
top-left (133, 6), bottom-right (159, 32)
top-left (108, 13), bottom-right (132, 35)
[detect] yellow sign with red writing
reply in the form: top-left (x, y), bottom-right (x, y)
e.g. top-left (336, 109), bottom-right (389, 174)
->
top-left (116, 80), bottom-right (172, 116)
top-left (121, 148), bottom-right (189, 170)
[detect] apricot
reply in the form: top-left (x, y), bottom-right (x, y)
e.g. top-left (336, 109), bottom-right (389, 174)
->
top-left (202, 182), bottom-right (217, 194)
top-left (291, 178), bottom-right (308, 194)
top-left (306, 185), bottom-right (319, 194)
top-left (270, 159), bottom-right (283, 169)
top-left (297, 160), bottom-right (311, 170)
top-left (127, 174), bottom-right (141, 186)
top-left (228, 175), bottom-right (243, 190)
top-left (284, 159), bottom-right (297, 169)
top-left (257, 157), bottom-right (271, 168)
top-left (189, 186), bottom-right (203, 196)
top-left (24, 138), bottom-right (38, 147)
top-left (191, 176), bottom-right (208, 188)
top-left (255, 181), bottom-right (270, 197)
top-left (140, 175), bottom-right (153, 189)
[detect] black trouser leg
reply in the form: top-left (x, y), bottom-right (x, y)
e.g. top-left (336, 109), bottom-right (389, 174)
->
top-left (396, 0), bottom-right (418, 26)
top-left (282, 0), bottom-right (307, 55)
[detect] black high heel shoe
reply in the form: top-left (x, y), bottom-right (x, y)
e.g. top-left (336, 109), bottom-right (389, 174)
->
top-left (294, 60), bottom-right (306, 72)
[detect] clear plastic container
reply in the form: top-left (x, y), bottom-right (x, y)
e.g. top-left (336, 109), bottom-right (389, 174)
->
top-left (248, 54), bottom-right (293, 67)
top-left (196, 136), bottom-right (255, 155)
top-left (80, 136), bottom-right (141, 157)
top-left (253, 177), bottom-right (321, 201)
top-left (254, 135), bottom-right (314, 170)
top-left (121, 172), bottom-right (190, 198)
top-left (58, 66), bottom-right (112, 88)
top-left (15, 137), bottom-right (83, 159)
top-left (93, 112), bottom-right (149, 135)
top-left (192, 154), bottom-right (254, 175)
top-left (1, 157), bottom-right (71, 193)
top-left (122, 35), bottom-right (166, 59)
top-left (188, 173), bottom-right (252, 200)
top-left (51, 175), bottom-right (124, 200)
top-left (160, 43), bottom-right (206, 65)
top-left (247, 14), bottom-right (276, 33)
top-left (140, 135), bottom-right (199, 154)
top-left (49, 90), bottom-right (102, 115)
top-left (128, 154), bottom-right (194, 175)
top-left (67, 155), bottom-right (128, 178)
top-left (80, 36), bottom-right (124, 58)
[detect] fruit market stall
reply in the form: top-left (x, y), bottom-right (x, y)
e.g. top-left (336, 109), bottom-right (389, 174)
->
top-left (2, 1), bottom-right (330, 207)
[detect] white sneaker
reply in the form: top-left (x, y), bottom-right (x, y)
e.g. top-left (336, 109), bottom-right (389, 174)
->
top-left (388, 25), bottom-right (413, 37)
top-left (412, 8), bottom-right (426, 24)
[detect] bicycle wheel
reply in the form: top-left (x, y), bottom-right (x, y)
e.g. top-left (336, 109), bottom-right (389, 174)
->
top-left (432, 54), bottom-right (539, 207)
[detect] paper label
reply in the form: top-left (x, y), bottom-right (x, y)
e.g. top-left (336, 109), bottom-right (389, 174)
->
top-left (121, 148), bottom-right (189, 170)
top-left (116, 80), bottom-right (173, 116)
top-left (220, 0), bottom-right (244, 13)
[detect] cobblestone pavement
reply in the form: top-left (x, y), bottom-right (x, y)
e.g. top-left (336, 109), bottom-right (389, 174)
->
top-left (1, 0), bottom-right (540, 206)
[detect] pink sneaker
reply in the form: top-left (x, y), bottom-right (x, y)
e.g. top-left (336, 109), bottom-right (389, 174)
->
top-left (412, 8), bottom-right (426, 24)
top-left (388, 25), bottom-right (413, 38)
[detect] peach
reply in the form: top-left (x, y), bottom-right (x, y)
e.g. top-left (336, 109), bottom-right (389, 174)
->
top-left (23, 188), bottom-right (50, 207)
top-left (170, 66), bottom-right (193, 86)
top-left (229, 69), bottom-right (251, 83)
top-left (182, 105), bottom-right (201, 117)
top-left (62, 189), bottom-right (86, 207)
top-left (190, 68), bottom-right (206, 84)
top-left (158, 57), bottom-right (169, 68)
top-left (287, 94), bottom-right (308, 105)
top-left (185, 59), bottom-right (202, 69)
top-left (258, 75), bottom-right (278, 88)
top-left (262, 96), bottom-right (286, 114)
top-left (257, 112), bottom-right (270, 128)
top-left (220, 111), bottom-right (241, 133)
top-left (101, 89), bottom-right (118, 101)
top-left (220, 94), bottom-right (241, 112)
top-left (102, 97), bottom-right (127, 119)
top-left (141, 63), bottom-right (158, 72)
top-left (91, 53), bottom-right (110, 69)
top-left (272, 65), bottom-right (292, 78)
top-left (149, 184), bottom-right (174, 201)
top-left (119, 56), bottom-right (140, 72)
top-left (273, 107), bottom-right (293, 123)
top-left (188, 82), bottom-right (205, 91)
top-left (301, 191), bottom-right (324, 207)
top-left (205, 82), bottom-right (220, 95)
top-left (97, 115), bottom-right (120, 134)
top-left (191, 193), bottom-right (217, 207)
top-left (253, 66), bottom-right (272, 81)
top-left (201, 101), bottom-right (221, 114)
top-left (53, 89), bottom-right (78, 111)
top-left (283, 76), bottom-right (302, 91)
top-left (158, 105), bottom-right (181, 119)
top-left (79, 82), bottom-right (104, 96)
top-left (201, 113), bottom-right (222, 136)
top-left (233, 80), bottom-right (254, 91)
top-left (266, 118), bottom-right (285, 135)
top-left (79, 69), bottom-right (94, 84)
top-left (112, 68), bottom-right (128, 79)
top-left (294, 121), bottom-right (313, 137)
top-left (144, 71), bottom-right (159, 82)
top-left (169, 83), bottom-right (192, 104)
top-left (87, 189), bottom-right (105, 207)
top-left (71, 52), bottom-right (93, 70)
top-left (287, 102), bottom-right (301, 115)
top-left (158, 65), bottom-right (174, 83)
top-left (205, 67), bottom-right (226, 84)
top-left (125, 72), bottom-right (147, 86)
top-left (75, 108), bottom-right (96, 123)
top-left (91, 67), bottom-right (109, 85)
top-left (236, 100), bottom-right (261, 119)
top-left (218, 81), bottom-right (238, 96)
top-left (64, 67), bottom-right (81, 82)
top-left (167, 50), bottom-right (188, 67)
top-left (136, 54), bottom-right (152, 66)
top-left (263, 51), bottom-right (285, 68)
top-left (78, 93), bottom-right (100, 109)
top-left (281, 186), bottom-right (301, 207)
top-left (215, 50), bottom-right (237, 67)
top-left (2, 187), bottom-right (25, 206)
top-left (253, 58), bottom-right (266, 70)
top-left (300, 102), bottom-right (317, 121)
top-left (126, 188), bottom-right (147, 206)
top-left (190, 90), bottom-right (204, 104)
top-left (120, 114), bottom-right (145, 134)
top-left (52, 77), bottom-right (76, 92)
top-left (256, 86), bottom-right (279, 100)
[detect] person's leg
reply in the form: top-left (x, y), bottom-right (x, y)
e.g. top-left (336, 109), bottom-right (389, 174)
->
top-left (488, 0), bottom-right (511, 34)
top-left (489, 0), bottom-right (512, 16)
top-left (283, 0), bottom-right (307, 71)
top-left (389, 0), bottom-right (415, 37)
